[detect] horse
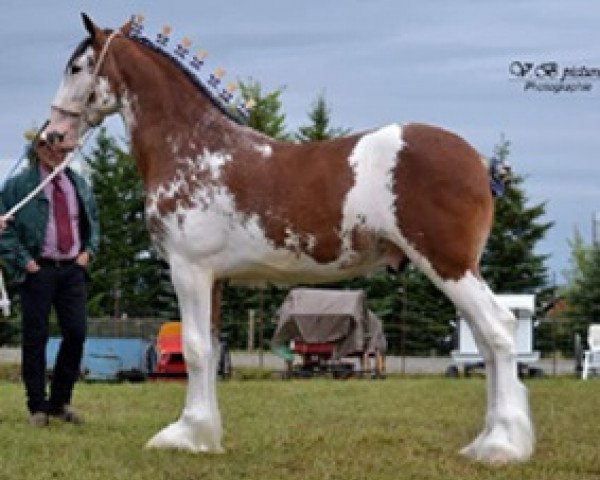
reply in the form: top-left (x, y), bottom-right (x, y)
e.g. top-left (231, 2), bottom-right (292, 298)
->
top-left (39, 14), bottom-right (533, 464)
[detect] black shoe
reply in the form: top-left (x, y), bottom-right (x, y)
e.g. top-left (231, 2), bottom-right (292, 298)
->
top-left (29, 411), bottom-right (49, 427)
top-left (51, 405), bottom-right (83, 425)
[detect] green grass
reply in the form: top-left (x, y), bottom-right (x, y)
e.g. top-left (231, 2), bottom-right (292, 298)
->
top-left (0, 376), bottom-right (599, 480)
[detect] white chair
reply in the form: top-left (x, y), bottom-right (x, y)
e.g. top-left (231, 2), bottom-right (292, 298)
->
top-left (0, 270), bottom-right (10, 316)
top-left (582, 324), bottom-right (600, 380)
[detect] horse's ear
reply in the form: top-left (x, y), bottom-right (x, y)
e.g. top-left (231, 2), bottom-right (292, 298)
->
top-left (118, 17), bottom-right (133, 37)
top-left (81, 13), bottom-right (103, 41)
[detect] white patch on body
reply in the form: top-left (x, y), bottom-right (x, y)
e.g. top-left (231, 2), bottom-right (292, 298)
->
top-left (338, 124), bottom-right (405, 261)
top-left (120, 92), bottom-right (137, 135)
top-left (253, 144), bottom-right (272, 157)
top-left (148, 136), bottom-right (399, 284)
top-left (283, 228), bottom-right (316, 257)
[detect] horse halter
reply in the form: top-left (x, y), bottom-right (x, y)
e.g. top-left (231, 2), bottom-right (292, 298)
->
top-left (50, 30), bottom-right (122, 121)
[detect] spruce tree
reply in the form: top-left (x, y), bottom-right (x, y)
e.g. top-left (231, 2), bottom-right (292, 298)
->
top-left (565, 230), bottom-right (600, 327)
top-left (238, 79), bottom-right (291, 141)
top-left (86, 130), bottom-right (177, 318)
top-left (295, 95), bottom-right (350, 143)
top-left (480, 139), bottom-right (553, 296)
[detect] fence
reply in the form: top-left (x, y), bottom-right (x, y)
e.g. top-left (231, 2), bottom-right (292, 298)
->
top-left (0, 312), bottom-right (594, 370)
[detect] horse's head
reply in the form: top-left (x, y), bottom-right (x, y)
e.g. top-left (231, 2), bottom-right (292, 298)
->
top-left (40, 14), bottom-right (131, 154)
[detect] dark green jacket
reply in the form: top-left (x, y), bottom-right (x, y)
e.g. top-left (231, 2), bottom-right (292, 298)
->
top-left (0, 162), bottom-right (99, 284)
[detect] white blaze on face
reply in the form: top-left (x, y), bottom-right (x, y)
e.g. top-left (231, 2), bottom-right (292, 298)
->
top-left (52, 46), bottom-right (95, 114)
top-left (340, 124), bottom-right (405, 255)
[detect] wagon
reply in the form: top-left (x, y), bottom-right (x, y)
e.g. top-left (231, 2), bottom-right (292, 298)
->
top-left (271, 288), bottom-right (387, 379)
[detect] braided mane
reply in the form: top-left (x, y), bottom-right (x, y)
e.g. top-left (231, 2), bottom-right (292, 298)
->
top-left (129, 36), bottom-right (245, 125)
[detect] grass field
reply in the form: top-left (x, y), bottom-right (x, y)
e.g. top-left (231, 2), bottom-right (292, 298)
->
top-left (0, 371), bottom-right (599, 480)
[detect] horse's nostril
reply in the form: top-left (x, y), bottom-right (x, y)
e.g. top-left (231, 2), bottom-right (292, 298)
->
top-left (46, 131), bottom-right (65, 145)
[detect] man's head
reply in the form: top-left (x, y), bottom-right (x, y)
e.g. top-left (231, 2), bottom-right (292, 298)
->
top-left (34, 140), bottom-right (69, 171)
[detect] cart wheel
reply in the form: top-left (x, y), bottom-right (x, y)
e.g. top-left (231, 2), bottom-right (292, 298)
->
top-left (218, 347), bottom-right (232, 380)
top-left (445, 365), bottom-right (459, 378)
top-left (145, 345), bottom-right (158, 376)
top-left (528, 367), bottom-right (544, 378)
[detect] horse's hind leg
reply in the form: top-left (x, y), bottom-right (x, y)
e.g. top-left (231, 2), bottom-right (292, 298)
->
top-left (438, 272), bottom-right (533, 464)
top-left (146, 256), bottom-right (223, 453)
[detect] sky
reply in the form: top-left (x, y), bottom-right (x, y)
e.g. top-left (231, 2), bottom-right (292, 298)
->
top-left (1, 0), bottom-right (599, 284)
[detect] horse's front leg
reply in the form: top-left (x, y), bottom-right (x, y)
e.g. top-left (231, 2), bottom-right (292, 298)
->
top-left (146, 260), bottom-right (223, 453)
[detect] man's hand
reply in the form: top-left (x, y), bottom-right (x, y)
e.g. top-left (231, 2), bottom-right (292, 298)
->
top-left (75, 251), bottom-right (90, 268)
top-left (25, 260), bottom-right (40, 273)
top-left (0, 214), bottom-right (11, 232)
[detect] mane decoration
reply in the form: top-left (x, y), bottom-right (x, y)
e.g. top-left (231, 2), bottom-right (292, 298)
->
top-left (488, 156), bottom-right (511, 197)
top-left (127, 14), bottom-right (256, 125)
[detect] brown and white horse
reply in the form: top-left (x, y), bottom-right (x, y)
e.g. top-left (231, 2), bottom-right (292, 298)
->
top-left (40, 15), bottom-right (533, 464)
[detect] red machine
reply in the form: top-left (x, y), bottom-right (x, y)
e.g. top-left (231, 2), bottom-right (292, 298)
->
top-left (150, 321), bottom-right (233, 380)
top-left (152, 322), bottom-right (187, 378)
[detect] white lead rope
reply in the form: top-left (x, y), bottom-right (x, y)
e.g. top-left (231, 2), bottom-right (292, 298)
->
top-left (1, 128), bottom-right (95, 221)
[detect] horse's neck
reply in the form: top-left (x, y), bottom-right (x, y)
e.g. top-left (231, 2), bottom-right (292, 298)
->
top-left (119, 47), bottom-right (252, 190)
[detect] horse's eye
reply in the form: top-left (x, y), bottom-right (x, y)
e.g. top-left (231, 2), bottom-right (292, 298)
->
top-left (70, 65), bottom-right (82, 75)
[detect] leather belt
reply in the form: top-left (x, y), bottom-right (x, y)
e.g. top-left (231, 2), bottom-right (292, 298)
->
top-left (38, 258), bottom-right (76, 268)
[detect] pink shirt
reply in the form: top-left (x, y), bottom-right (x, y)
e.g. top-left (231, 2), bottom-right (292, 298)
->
top-left (39, 165), bottom-right (81, 260)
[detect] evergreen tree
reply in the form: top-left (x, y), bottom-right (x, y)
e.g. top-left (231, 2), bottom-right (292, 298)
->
top-left (86, 130), bottom-right (177, 318)
top-left (564, 229), bottom-right (600, 326)
top-left (295, 94), bottom-right (350, 143)
top-left (239, 79), bottom-right (291, 141)
top-left (480, 139), bottom-right (553, 296)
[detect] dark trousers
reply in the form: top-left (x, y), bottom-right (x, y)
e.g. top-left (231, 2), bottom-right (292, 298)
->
top-left (19, 261), bottom-right (87, 414)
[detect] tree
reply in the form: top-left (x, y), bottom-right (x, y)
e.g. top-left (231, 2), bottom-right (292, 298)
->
top-left (238, 79), bottom-right (291, 141)
top-left (480, 139), bottom-right (554, 297)
top-left (86, 130), bottom-right (177, 318)
top-left (564, 229), bottom-right (600, 326)
top-left (295, 94), bottom-right (350, 143)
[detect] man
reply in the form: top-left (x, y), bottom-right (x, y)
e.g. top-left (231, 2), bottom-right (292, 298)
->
top-left (0, 140), bottom-right (99, 426)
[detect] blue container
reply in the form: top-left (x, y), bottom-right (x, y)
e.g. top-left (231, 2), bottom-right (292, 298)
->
top-left (46, 337), bottom-right (155, 381)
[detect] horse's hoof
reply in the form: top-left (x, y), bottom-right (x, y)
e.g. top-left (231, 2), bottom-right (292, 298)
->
top-left (460, 417), bottom-right (533, 465)
top-left (461, 439), bottom-right (522, 465)
top-left (145, 418), bottom-right (224, 454)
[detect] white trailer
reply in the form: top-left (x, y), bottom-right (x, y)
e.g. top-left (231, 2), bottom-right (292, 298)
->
top-left (448, 294), bottom-right (541, 377)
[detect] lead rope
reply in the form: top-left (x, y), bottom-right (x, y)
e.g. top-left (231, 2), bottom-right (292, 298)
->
top-left (0, 30), bottom-right (121, 317)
